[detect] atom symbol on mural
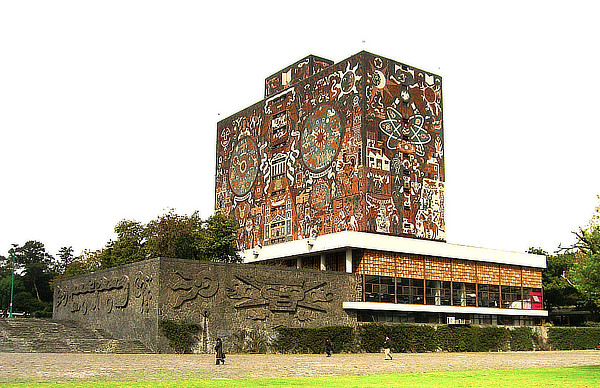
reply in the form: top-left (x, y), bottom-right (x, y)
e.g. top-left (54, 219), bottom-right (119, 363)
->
top-left (379, 107), bottom-right (431, 153)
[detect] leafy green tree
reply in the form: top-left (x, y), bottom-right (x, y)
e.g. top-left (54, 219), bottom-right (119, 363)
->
top-left (197, 212), bottom-right (240, 263)
top-left (0, 254), bottom-right (9, 278)
top-left (55, 246), bottom-right (75, 274)
top-left (146, 210), bottom-right (203, 260)
top-left (50, 249), bottom-right (103, 288)
top-left (64, 249), bottom-right (102, 276)
top-left (10, 241), bottom-right (56, 303)
top-left (565, 197), bottom-right (600, 319)
top-left (0, 275), bottom-right (24, 313)
top-left (14, 290), bottom-right (47, 315)
top-left (61, 210), bottom-right (241, 274)
top-left (532, 247), bottom-right (582, 311)
top-left (98, 220), bottom-right (147, 269)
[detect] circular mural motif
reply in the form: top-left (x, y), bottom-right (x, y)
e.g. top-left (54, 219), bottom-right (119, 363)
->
top-left (300, 105), bottom-right (343, 172)
top-left (228, 137), bottom-right (259, 196)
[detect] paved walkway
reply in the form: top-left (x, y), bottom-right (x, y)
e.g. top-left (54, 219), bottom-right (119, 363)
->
top-left (1, 350), bottom-right (599, 383)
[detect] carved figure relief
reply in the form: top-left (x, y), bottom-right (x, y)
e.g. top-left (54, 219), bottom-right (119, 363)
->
top-left (226, 275), bottom-right (333, 324)
top-left (168, 270), bottom-right (219, 309)
top-left (133, 272), bottom-right (153, 314)
top-left (56, 275), bottom-right (130, 315)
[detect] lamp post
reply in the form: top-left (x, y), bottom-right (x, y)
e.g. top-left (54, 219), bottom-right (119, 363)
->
top-left (9, 244), bottom-right (17, 318)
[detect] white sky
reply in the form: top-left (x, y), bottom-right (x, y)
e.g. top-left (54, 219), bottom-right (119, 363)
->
top-left (1, 1), bottom-right (599, 258)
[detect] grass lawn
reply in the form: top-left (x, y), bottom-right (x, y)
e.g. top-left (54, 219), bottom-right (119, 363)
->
top-left (1, 366), bottom-right (599, 388)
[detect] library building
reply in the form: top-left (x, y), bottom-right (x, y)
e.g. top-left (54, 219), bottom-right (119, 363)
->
top-left (216, 51), bottom-right (547, 326)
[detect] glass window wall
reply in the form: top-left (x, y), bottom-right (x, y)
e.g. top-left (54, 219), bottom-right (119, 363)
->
top-left (452, 282), bottom-right (477, 306)
top-left (425, 280), bottom-right (451, 306)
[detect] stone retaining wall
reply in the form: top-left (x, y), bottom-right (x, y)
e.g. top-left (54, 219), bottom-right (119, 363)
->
top-left (53, 258), bottom-right (360, 353)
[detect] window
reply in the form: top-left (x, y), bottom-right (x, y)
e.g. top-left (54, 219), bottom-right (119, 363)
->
top-left (452, 282), bottom-right (476, 307)
top-left (364, 275), bottom-right (380, 302)
top-left (357, 311), bottom-right (429, 324)
top-left (501, 286), bottom-right (522, 308)
top-left (477, 284), bottom-right (500, 308)
top-left (426, 280), bottom-right (451, 306)
top-left (397, 278), bottom-right (424, 304)
top-left (472, 314), bottom-right (492, 325)
top-left (522, 287), bottom-right (543, 310)
top-left (380, 277), bottom-right (395, 303)
top-left (364, 275), bottom-right (395, 303)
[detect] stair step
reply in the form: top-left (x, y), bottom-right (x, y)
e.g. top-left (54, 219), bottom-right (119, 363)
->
top-left (0, 319), bottom-right (152, 353)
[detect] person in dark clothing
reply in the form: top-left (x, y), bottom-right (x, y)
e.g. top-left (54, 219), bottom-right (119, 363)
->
top-left (383, 336), bottom-right (392, 360)
top-left (215, 337), bottom-right (225, 365)
top-left (325, 338), bottom-right (333, 357)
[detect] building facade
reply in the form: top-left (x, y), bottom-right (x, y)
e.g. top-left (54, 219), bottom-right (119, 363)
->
top-left (53, 53), bottom-right (547, 355)
top-left (216, 51), bottom-right (445, 250)
top-left (218, 51), bottom-right (547, 325)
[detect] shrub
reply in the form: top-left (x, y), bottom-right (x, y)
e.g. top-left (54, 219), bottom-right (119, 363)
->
top-left (548, 327), bottom-right (600, 350)
top-left (232, 329), bottom-right (270, 354)
top-left (272, 324), bottom-right (600, 354)
top-left (275, 326), bottom-right (355, 354)
top-left (509, 327), bottom-right (534, 351)
top-left (159, 320), bottom-right (201, 353)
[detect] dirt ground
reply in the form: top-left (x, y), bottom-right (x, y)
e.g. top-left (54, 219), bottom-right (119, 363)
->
top-left (1, 350), bottom-right (599, 383)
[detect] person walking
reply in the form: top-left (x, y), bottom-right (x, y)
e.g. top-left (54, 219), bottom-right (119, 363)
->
top-left (383, 336), bottom-right (392, 360)
top-left (215, 337), bottom-right (226, 365)
top-left (325, 338), bottom-right (333, 357)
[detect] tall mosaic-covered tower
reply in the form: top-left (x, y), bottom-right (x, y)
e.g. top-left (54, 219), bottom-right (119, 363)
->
top-left (216, 52), bottom-right (445, 251)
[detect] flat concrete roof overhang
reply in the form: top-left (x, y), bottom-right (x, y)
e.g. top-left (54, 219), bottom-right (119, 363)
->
top-left (343, 301), bottom-right (549, 317)
top-left (241, 231), bottom-right (546, 269)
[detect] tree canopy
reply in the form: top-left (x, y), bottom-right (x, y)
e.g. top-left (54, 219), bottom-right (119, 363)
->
top-left (0, 241), bottom-right (57, 316)
top-left (0, 210), bottom-right (240, 315)
top-left (540, 196), bottom-right (600, 319)
top-left (89, 210), bottom-right (240, 271)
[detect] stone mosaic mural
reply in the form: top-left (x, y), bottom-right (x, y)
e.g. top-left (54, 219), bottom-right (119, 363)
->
top-left (216, 52), bottom-right (445, 250)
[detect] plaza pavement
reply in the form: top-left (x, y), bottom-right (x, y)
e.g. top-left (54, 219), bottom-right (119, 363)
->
top-left (1, 350), bottom-right (599, 383)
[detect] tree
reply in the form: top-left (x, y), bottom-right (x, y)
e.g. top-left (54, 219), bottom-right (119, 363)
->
top-left (197, 212), bottom-right (241, 263)
top-left (533, 247), bottom-right (582, 311)
top-left (145, 210), bottom-right (240, 262)
top-left (98, 220), bottom-right (147, 269)
top-left (10, 241), bottom-right (55, 303)
top-left (565, 196), bottom-right (600, 318)
top-left (55, 246), bottom-right (75, 274)
top-left (0, 276), bottom-right (24, 313)
top-left (59, 210), bottom-right (241, 274)
top-left (51, 249), bottom-right (103, 288)
top-left (145, 210), bottom-right (203, 260)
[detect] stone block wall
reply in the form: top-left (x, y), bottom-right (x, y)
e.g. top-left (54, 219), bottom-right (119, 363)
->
top-left (54, 258), bottom-right (360, 353)
top-left (53, 259), bottom-right (159, 351)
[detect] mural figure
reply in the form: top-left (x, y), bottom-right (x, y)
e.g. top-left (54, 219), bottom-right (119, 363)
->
top-left (226, 275), bottom-right (333, 323)
top-left (133, 272), bottom-right (153, 314)
top-left (56, 275), bottom-right (130, 315)
top-left (169, 270), bottom-right (219, 309)
top-left (216, 52), bottom-right (446, 250)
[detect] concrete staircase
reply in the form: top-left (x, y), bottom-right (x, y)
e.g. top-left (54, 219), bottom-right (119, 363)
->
top-left (0, 318), bottom-right (151, 353)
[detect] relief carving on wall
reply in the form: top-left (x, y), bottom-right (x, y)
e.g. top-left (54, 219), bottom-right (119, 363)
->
top-left (56, 275), bottom-right (130, 315)
top-left (226, 275), bottom-right (333, 324)
top-left (133, 272), bottom-right (153, 314)
top-left (168, 270), bottom-right (219, 309)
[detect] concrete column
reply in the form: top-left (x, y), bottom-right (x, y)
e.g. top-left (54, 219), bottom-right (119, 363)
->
top-left (320, 254), bottom-right (326, 271)
top-left (345, 249), bottom-right (352, 273)
top-left (296, 257), bottom-right (302, 269)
